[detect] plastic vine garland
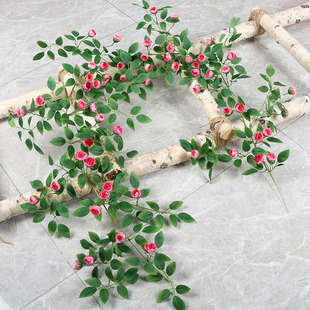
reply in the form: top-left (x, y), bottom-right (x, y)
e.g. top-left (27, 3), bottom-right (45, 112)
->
top-left (7, 1), bottom-right (296, 309)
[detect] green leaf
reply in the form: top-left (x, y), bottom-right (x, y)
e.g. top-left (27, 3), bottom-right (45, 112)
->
top-left (85, 278), bottom-right (101, 287)
top-left (37, 40), bottom-right (48, 48)
top-left (30, 180), bottom-right (44, 189)
top-left (242, 168), bottom-right (258, 175)
top-left (218, 154), bottom-right (232, 162)
top-left (155, 231), bottom-right (164, 248)
top-left (50, 137), bottom-right (66, 146)
top-left (78, 174), bottom-right (87, 189)
top-left (20, 203), bottom-right (38, 213)
top-left (47, 51), bottom-right (55, 60)
top-left (156, 215), bottom-right (164, 228)
top-left (72, 206), bottom-right (89, 217)
top-left (79, 287), bottom-right (97, 298)
top-left (146, 201), bottom-right (160, 211)
top-left (115, 170), bottom-right (127, 185)
top-left (58, 48), bottom-right (68, 57)
top-left (55, 36), bottom-right (63, 45)
top-left (165, 72), bottom-right (174, 86)
top-left (252, 147), bottom-right (266, 155)
top-left (129, 172), bottom-right (140, 188)
top-left (47, 76), bottom-right (56, 91)
top-left (104, 137), bottom-right (115, 152)
top-left (57, 203), bottom-right (69, 218)
top-left (128, 42), bottom-right (139, 54)
top-left (234, 159), bottom-right (242, 167)
top-left (173, 296), bottom-right (186, 310)
top-left (67, 183), bottom-right (76, 199)
top-left (136, 114), bottom-right (152, 123)
top-left (99, 288), bottom-right (109, 304)
top-left (233, 129), bottom-right (246, 139)
top-left (33, 52), bottom-right (45, 61)
top-left (178, 212), bottom-right (195, 222)
top-left (137, 211), bottom-right (153, 222)
top-left (267, 137), bottom-right (283, 143)
top-left (166, 262), bottom-right (176, 276)
top-left (111, 259), bottom-right (123, 270)
top-left (221, 88), bottom-right (233, 97)
top-left (25, 139), bottom-right (33, 151)
top-left (155, 34), bottom-right (166, 44)
top-left (180, 139), bottom-right (192, 152)
top-left (242, 140), bottom-right (251, 152)
top-left (144, 263), bottom-right (157, 275)
top-left (106, 113), bottom-right (117, 125)
top-left (117, 285), bottom-right (129, 299)
top-left (157, 289), bottom-right (171, 303)
top-left (258, 86), bottom-right (269, 93)
top-left (278, 150), bottom-right (289, 163)
top-left (169, 201), bottom-right (183, 210)
top-left (176, 285), bottom-right (190, 294)
top-left (64, 127), bottom-right (74, 140)
top-left (266, 64), bottom-right (275, 77)
top-left (169, 214), bottom-right (178, 227)
top-left (8, 115), bottom-right (15, 127)
top-left (48, 220), bottom-right (57, 235)
top-left (142, 225), bottom-right (161, 234)
top-left (179, 77), bottom-right (192, 85)
top-left (136, 21), bottom-right (146, 30)
top-left (121, 214), bottom-right (133, 228)
top-left (58, 223), bottom-right (70, 238)
top-left (125, 257), bottom-right (141, 266)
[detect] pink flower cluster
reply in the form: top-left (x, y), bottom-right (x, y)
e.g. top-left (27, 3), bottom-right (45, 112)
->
top-left (75, 151), bottom-right (96, 168)
top-left (116, 232), bottom-right (126, 243)
top-left (131, 189), bottom-right (141, 198)
top-left (82, 72), bottom-right (101, 92)
top-left (99, 181), bottom-right (113, 201)
top-left (144, 243), bottom-right (157, 254)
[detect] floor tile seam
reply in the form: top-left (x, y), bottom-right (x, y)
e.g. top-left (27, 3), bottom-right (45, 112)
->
top-left (106, 1), bottom-right (140, 24)
top-left (0, 163), bottom-right (21, 195)
top-left (280, 129), bottom-right (310, 155)
top-left (0, 23), bottom-right (136, 90)
top-left (18, 272), bottom-right (76, 309)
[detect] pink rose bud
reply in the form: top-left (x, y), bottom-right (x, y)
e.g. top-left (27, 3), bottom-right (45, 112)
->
top-left (166, 44), bottom-right (175, 53)
top-left (113, 34), bottom-right (121, 43)
top-left (140, 53), bottom-right (149, 61)
top-left (171, 62), bottom-right (180, 71)
top-left (229, 149), bottom-right (238, 158)
top-left (144, 78), bottom-right (151, 86)
top-left (84, 256), bottom-right (94, 265)
top-left (51, 181), bottom-right (61, 191)
top-left (89, 29), bottom-right (96, 37)
top-left (90, 103), bottom-right (97, 112)
top-left (263, 128), bottom-right (272, 137)
top-left (100, 61), bottom-right (109, 71)
top-left (36, 95), bottom-right (45, 105)
top-left (254, 131), bottom-right (264, 142)
top-left (206, 38), bottom-right (212, 45)
top-left (193, 85), bottom-right (201, 94)
top-left (83, 138), bottom-right (94, 147)
top-left (163, 53), bottom-right (172, 62)
top-left (103, 74), bottom-right (111, 83)
top-left (267, 153), bottom-right (277, 162)
top-left (206, 69), bottom-right (214, 79)
top-left (114, 125), bottom-right (123, 135)
top-left (198, 54), bottom-right (206, 62)
top-left (89, 205), bottom-right (101, 215)
top-left (144, 39), bottom-right (152, 47)
top-left (83, 82), bottom-right (92, 92)
top-left (93, 80), bottom-right (101, 89)
top-left (117, 62), bottom-right (125, 69)
top-left (116, 232), bottom-right (126, 243)
top-left (131, 189), bottom-right (142, 198)
top-left (102, 182), bottom-right (113, 192)
top-left (227, 52), bottom-right (237, 60)
top-left (191, 149), bottom-right (199, 159)
top-left (281, 108), bottom-right (289, 118)
top-left (288, 86), bottom-right (297, 95)
top-left (191, 69), bottom-right (200, 77)
top-left (185, 56), bottom-right (193, 63)
top-left (88, 62), bottom-right (96, 70)
top-left (120, 74), bottom-right (126, 81)
top-left (192, 61), bottom-right (200, 68)
top-left (75, 151), bottom-right (87, 162)
top-left (95, 113), bottom-right (105, 122)
top-left (77, 100), bottom-right (86, 110)
top-left (222, 66), bottom-right (230, 74)
top-left (234, 103), bottom-right (245, 113)
top-left (150, 7), bottom-right (157, 14)
top-left (73, 260), bottom-right (80, 271)
top-left (29, 195), bottom-right (39, 205)
top-left (171, 14), bottom-right (179, 20)
top-left (85, 73), bottom-right (93, 82)
top-left (99, 190), bottom-right (110, 200)
top-left (253, 154), bottom-right (264, 164)
top-left (85, 157), bottom-right (96, 167)
top-left (17, 108), bottom-right (25, 117)
top-left (223, 107), bottom-right (232, 115)
top-left (144, 64), bottom-right (152, 72)
top-left (144, 243), bottom-right (157, 254)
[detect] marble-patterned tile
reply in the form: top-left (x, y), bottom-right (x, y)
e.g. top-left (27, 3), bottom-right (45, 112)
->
top-left (0, 0), bottom-right (134, 86)
top-left (0, 215), bottom-right (73, 309)
top-left (21, 273), bottom-right (102, 310)
top-left (0, 165), bottom-right (19, 201)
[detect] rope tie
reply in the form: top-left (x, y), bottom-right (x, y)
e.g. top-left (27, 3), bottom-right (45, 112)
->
top-left (248, 8), bottom-right (268, 36)
top-left (210, 116), bottom-right (234, 148)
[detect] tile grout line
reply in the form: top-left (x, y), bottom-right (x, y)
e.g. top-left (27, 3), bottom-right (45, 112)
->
top-left (0, 163), bottom-right (21, 196)
top-left (18, 272), bottom-right (76, 309)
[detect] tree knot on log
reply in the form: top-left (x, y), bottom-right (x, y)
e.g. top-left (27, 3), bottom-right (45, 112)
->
top-left (210, 116), bottom-right (234, 148)
top-left (248, 8), bottom-right (268, 35)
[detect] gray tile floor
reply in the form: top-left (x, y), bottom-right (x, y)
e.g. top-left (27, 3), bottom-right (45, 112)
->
top-left (1, 0), bottom-right (310, 309)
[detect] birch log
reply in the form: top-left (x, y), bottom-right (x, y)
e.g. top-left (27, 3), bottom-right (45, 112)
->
top-left (0, 84), bottom-right (65, 119)
top-left (251, 9), bottom-right (310, 72)
top-left (190, 2), bottom-right (310, 54)
top-left (1, 94), bottom-right (309, 222)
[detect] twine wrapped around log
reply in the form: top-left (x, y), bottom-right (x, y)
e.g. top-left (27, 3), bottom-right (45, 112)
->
top-left (210, 116), bottom-right (234, 148)
top-left (248, 8), bottom-right (268, 35)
